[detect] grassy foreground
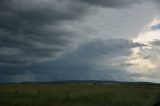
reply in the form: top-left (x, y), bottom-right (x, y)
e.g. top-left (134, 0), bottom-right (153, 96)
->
top-left (0, 83), bottom-right (160, 106)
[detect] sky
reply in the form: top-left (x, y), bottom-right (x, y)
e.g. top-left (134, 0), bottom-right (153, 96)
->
top-left (1, 0), bottom-right (160, 83)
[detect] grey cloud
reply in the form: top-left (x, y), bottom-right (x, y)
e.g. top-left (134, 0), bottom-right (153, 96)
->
top-left (0, 0), bottom-right (155, 83)
top-left (55, 39), bottom-right (144, 81)
top-left (0, 29), bottom-right (73, 65)
top-left (79, 0), bottom-right (142, 8)
top-left (150, 40), bottom-right (160, 46)
top-left (0, 0), bottom-right (87, 65)
top-left (0, 39), bottom-right (144, 82)
top-left (0, 0), bottom-right (86, 25)
top-left (154, 0), bottom-right (160, 2)
top-left (75, 39), bottom-right (144, 58)
top-left (0, 0), bottom-right (147, 65)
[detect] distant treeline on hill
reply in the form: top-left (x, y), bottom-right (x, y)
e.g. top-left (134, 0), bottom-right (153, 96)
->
top-left (1, 80), bottom-right (157, 85)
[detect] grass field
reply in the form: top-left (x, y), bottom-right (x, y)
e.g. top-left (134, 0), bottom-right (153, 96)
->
top-left (0, 83), bottom-right (160, 106)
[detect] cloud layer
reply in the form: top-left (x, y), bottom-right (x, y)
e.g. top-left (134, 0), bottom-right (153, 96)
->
top-left (0, 0), bottom-right (88, 65)
top-left (0, 0), bottom-right (158, 83)
top-left (0, 39), bottom-right (144, 82)
top-left (80, 0), bottom-right (141, 8)
top-left (0, 0), bottom-right (148, 65)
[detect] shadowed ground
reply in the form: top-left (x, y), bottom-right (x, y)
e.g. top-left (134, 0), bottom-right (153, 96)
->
top-left (0, 83), bottom-right (160, 106)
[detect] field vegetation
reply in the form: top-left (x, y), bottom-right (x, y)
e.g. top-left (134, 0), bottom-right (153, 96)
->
top-left (0, 83), bottom-right (160, 106)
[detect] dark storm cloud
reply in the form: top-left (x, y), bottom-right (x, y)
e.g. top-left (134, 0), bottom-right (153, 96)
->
top-left (0, 39), bottom-right (144, 82)
top-left (0, 0), bottom-right (148, 82)
top-left (0, 0), bottom-right (85, 25)
top-left (0, 28), bottom-right (73, 65)
top-left (75, 39), bottom-right (144, 58)
top-left (45, 39), bottom-right (144, 81)
top-left (0, 0), bottom-right (146, 65)
top-left (0, 0), bottom-right (87, 65)
top-left (79, 0), bottom-right (142, 8)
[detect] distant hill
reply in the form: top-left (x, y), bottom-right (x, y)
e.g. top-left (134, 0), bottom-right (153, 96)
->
top-left (0, 80), bottom-right (159, 85)
top-left (20, 80), bottom-right (160, 85)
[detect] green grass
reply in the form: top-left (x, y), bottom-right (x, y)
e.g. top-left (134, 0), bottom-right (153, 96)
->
top-left (0, 83), bottom-right (160, 106)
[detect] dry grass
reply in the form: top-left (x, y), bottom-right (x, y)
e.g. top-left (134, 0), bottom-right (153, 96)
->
top-left (0, 83), bottom-right (159, 106)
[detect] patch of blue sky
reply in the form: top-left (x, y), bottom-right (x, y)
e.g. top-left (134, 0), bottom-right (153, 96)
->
top-left (151, 24), bottom-right (160, 30)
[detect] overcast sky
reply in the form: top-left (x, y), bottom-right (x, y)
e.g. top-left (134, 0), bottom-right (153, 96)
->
top-left (1, 0), bottom-right (160, 83)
